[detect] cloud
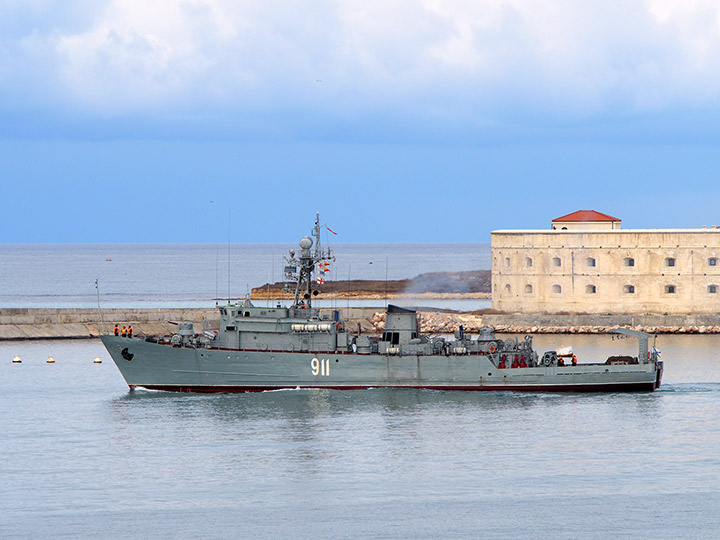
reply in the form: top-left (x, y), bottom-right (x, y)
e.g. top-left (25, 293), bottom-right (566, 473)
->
top-left (3, 0), bottom-right (720, 137)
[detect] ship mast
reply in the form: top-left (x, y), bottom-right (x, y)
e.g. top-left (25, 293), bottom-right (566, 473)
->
top-left (284, 212), bottom-right (333, 309)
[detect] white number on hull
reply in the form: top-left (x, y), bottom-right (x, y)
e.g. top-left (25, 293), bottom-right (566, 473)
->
top-left (311, 357), bottom-right (330, 376)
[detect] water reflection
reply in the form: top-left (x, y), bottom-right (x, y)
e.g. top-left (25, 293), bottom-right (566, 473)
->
top-left (106, 385), bottom-right (671, 448)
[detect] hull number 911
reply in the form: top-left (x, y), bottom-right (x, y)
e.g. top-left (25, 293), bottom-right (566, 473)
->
top-left (311, 357), bottom-right (330, 376)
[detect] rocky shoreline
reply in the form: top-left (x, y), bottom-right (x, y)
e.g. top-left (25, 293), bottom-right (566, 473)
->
top-left (372, 311), bottom-right (720, 335)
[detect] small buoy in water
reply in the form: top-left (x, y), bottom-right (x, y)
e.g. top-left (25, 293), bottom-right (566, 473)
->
top-left (94, 357), bottom-right (102, 364)
top-left (106, 258), bottom-right (112, 261)
top-left (12, 355), bottom-right (21, 364)
top-left (47, 356), bottom-right (55, 364)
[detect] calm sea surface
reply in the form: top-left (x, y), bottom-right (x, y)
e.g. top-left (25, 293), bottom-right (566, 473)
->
top-left (2, 334), bottom-right (720, 539)
top-left (0, 243), bottom-right (491, 311)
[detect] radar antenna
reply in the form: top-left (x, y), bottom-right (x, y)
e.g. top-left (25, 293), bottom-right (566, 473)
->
top-left (283, 212), bottom-right (334, 309)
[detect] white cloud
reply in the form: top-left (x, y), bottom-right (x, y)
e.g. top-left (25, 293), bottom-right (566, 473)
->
top-left (4, 0), bottom-right (720, 128)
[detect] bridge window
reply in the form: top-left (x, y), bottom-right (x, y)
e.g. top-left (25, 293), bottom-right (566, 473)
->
top-left (525, 257), bottom-right (533, 268)
top-left (665, 257), bottom-right (676, 267)
top-left (586, 257), bottom-right (596, 267)
top-left (623, 258), bottom-right (635, 267)
top-left (504, 284), bottom-right (511, 294)
top-left (710, 258), bottom-right (718, 266)
top-left (552, 284), bottom-right (562, 294)
top-left (552, 257), bottom-right (561, 267)
top-left (665, 285), bottom-right (676, 294)
top-left (709, 285), bottom-right (718, 293)
top-left (623, 285), bottom-right (635, 294)
top-left (586, 285), bottom-right (596, 293)
top-left (525, 284), bottom-right (533, 293)
top-left (505, 257), bottom-right (511, 268)
top-left (382, 332), bottom-right (400, 344)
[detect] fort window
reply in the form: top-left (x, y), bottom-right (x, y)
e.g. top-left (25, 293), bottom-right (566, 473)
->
top-left (586, 257), bottom-right (596, 267)
top-left (710, 258), bottom-right (718, 266)
top-left (552, 257), bottom-right (562, 267)
top-left (623, 257), bottom-right (635, 267)
top-left (552, 284), bottom-right (562, 294)
top-left (665, 257), bottom-right (676, 267)
top-left (623, 285), bottom-right (635, 294)
top-left (525, 257), bottom-right (533, 268)
top-left (665, 285), bottom-right (676, 294)
top-left (525, 284), bottom-right (533, 293)
top-left (709, 285), bottom-right (718, 294)
top-left (586, 285), bottom-right (596, 294)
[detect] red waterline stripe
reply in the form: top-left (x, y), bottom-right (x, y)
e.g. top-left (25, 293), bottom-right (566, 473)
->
top-left (133, 381), bottom-right (658, 394)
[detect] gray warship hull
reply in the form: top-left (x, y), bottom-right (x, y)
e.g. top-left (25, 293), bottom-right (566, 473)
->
top-left (101, 335), bottom-right (662, 393)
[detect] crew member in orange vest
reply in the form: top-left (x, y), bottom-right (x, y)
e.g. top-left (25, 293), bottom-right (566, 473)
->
top-left (128, 325), bottom-right (133, 338)
top-left (121, 325), bottom-right (127, 337)
top-left (114, 324), bottom-right (119, 336)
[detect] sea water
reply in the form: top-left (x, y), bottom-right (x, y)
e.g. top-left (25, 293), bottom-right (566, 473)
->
top-left (2, 334), bottom-right (719, 539)
top-left (0, 242), bottom-right (491, 310)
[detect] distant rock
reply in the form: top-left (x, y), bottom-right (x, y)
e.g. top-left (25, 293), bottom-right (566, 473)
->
top-left (252, 269), bottom-right (491, 298)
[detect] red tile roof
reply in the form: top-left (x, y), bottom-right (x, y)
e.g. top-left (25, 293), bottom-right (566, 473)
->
top-left (552, 210), bottom-right (621, 223)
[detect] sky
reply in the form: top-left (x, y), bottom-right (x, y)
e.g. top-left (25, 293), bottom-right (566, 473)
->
top-left (3, 0), bottom-right (720, 242)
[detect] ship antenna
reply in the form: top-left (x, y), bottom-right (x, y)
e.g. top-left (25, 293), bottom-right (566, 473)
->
top-left (385, 256), bottom-right (389, 308)
top-left (215, 246), bottom-right (219, 307)
top-left (94, 279), bottom-right (106, 336)
top-left (227, 209), bottom-right (231, 304)
top-left (268, 253), bottom-right (274, 308)
top-left (346, 263), bottom-right (351, 319)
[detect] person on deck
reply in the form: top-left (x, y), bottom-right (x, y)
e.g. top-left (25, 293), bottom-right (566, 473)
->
top-left (114, 324), bottom-right (119, 336)
top-left (121, 326), bottom-right (127, 337)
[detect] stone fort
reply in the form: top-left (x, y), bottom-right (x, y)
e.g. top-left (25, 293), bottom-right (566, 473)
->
top-left (491, 210), bottom-right (720, 314)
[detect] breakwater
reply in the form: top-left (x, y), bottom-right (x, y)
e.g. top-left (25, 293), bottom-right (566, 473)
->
top-left (4, 307), bottom-right (720, 341)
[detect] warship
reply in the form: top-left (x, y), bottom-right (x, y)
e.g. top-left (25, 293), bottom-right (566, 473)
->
top-left (100, 214), bottom-right (663, 393)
